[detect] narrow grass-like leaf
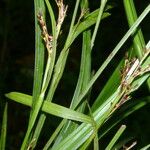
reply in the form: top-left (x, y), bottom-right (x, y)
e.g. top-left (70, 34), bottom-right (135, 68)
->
top-left (79, 102), bottom-right (97, 150)
top-left (43, 120), bottom-right (66, 150)
top-left (51, 123), bottom-right (94, 150)
top-left (0, 103), bottom-right (7, 150)
top-left (92, 60), bottom-right (123, 111)
top-left (79, 133), bottom-right (96, 150)
top-left (20, 97), bottom-right (45, 148)
top-left (21, 1), bottom-right (46, 148)
top-left (94, 134), bottom-right (99, 150)
top-left (140, 144), bottom-right (150, 150)
top-left (106, 125), bottom-right (126, 150)
top-left (32, 114), bottom-right (46, 148)
top-left (123, 0), bottom-right (145, 58)
top-left (71, 0), bottom-right (91, 110)
top-left (71, 32), bottom-right (91, 109)
top-left (5, 92), bottom-right (93, 124)
top-left (32, 0), bottom-right (45, 110)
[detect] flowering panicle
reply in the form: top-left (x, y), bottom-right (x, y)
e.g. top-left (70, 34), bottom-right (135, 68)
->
top-left (37, 12), bottom-right (53, 54)
top-left (114, 48), bottom-right (150, 110)
top-left (56, 0), bottom-right (68, 38)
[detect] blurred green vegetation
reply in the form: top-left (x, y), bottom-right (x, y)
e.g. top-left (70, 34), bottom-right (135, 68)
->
top-left (0, 0), bottom-right (150, 149)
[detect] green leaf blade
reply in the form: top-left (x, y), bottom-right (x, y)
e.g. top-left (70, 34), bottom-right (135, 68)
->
top-left (0, 103), bottom-right (8, 150)
top-left (5, 92), bottom-right (93, 124)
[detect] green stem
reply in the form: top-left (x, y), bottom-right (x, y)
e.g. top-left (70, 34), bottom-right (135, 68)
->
top-left (41, 54), bottom-right (51, 93)
top-left (91, 0), bottom-right (107, 49)
top-left (21, 94), bottom-right (44, 150)
top-left (68, 0), bottom-right (80, 37)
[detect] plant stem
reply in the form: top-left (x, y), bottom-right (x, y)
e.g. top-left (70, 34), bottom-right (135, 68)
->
top-left (91, 0), bottom-right (107, 49)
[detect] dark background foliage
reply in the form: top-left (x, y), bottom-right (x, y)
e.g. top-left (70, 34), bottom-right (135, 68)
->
top-left (0, 0), bottom-right (150, 149)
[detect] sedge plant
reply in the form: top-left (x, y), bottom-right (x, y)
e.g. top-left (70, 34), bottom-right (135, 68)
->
top-left (1, 0), bottom-right (150, 149)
